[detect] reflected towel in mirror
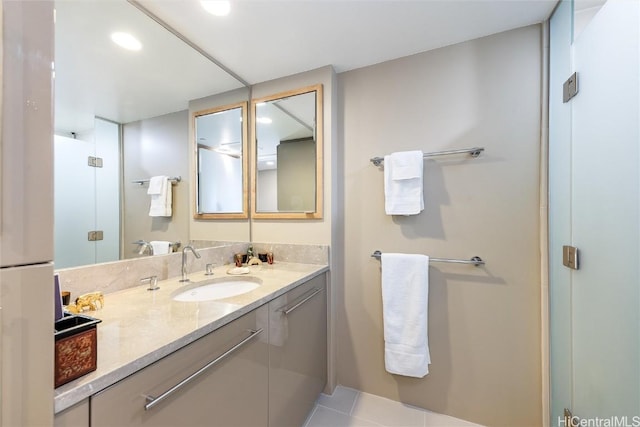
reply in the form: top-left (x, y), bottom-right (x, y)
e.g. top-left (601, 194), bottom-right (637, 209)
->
top-left (150, 240), bottom-right (171, 255)
top-left (147, 176), bottom-right (172, 217)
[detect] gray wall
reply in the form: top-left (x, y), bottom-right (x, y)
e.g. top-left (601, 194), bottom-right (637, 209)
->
top-left (122, 110), bottom-right (190, 256)
top-left (277, 138), bottom-right (315, 211)
top-left (337, 25), bottom-right (542, 426)
top-left (257, 169), bottom-right (278, 211)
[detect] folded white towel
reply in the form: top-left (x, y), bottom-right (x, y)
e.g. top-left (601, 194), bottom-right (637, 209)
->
top-left (150, 240), bottom-right (171, 255)
top-left (147, 176), bottom-right (165, 195)
top-left (381, 253), bottom-right (430, 378)
top-left (384, 151), bottom-right (424, 215)
top-left (147, 176), bottom-right (172, 217)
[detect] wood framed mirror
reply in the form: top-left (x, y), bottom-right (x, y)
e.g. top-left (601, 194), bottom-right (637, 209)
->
top-left (251, 84), bottom-right (323, 219)
top-left (193, 102), bottom-right (249, 219)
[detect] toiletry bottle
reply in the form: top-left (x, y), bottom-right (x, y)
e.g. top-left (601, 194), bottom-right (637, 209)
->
top-left (247, 245), bottom-right (254, 259)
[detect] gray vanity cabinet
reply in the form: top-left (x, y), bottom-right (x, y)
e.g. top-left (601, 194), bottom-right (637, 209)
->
top-left (268, 273), bottom-right (327, 427)
top-left (54, 399), bottom-right (89, 427)
top-left (90, 306), bottom-right (269, 427)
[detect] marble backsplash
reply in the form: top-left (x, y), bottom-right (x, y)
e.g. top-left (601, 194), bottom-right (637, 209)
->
top-left (56, 241), bottom-right (329, 300)
top-left (250, 242), bottom-right (329, 265)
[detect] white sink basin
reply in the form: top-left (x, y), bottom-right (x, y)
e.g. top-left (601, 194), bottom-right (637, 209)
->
top-left (172, 277), bottom-right (261, 302)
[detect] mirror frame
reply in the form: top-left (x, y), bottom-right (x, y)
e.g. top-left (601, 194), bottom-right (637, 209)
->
top-left (193, 101), bottom-right (249, 219)
top-left (250, 84), bottom-right (324, 220)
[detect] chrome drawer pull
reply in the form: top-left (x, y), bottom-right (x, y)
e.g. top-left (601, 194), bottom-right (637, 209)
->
top-left (280, 287), bottom-right (323, 316)
top-left (144, 328), bottom-right (263, 411)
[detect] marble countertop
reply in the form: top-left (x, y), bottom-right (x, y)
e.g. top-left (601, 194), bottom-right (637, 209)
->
top-left (54, 262), bottom-right (328, 414)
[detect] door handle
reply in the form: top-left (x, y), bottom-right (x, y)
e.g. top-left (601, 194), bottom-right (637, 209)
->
top-left (144, 328), bottom-right (263, 411)
top-left (279, 287), bottom-right (323, 316)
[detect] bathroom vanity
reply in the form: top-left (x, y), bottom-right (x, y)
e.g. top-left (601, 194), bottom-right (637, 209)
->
top-left (54, 263), bottom-right (328, 427)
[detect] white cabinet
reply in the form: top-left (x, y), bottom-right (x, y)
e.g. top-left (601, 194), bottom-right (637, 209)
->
top-left (269, 273), bottom-right (327, 427)
top-left (0, 263), bottom-right (54, 427)
top-left (1, 0), bottom-right (54, 267)
top-left (91, 306), bottom-right (269, 427)
top-left (1, 3), bottom-right (55, 426)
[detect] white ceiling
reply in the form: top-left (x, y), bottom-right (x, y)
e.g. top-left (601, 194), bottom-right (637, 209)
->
top-left (54, 0), bottom-right (558, 133)
top-left (138, 0), bottom-right (558, 83)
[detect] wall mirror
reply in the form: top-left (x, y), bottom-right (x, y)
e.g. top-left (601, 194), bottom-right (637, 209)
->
top-left (194, 102), bottom-right (249, 218)
top-left (53, 0), bottom-right (246, 269)
top-left (251, 84), bottom-right (323, 219)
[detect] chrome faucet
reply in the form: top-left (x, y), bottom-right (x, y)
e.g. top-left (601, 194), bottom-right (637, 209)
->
top-left (141, 275), bottom-right (159, 291)
top-left (180, 245), bottom-right (201, 282)
top-left (137, 240), bottom-right (154, 256)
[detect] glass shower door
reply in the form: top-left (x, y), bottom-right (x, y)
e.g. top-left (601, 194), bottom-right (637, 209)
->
top-left (570, 0), bottom-right (639, 420)
top-left (549, 0), bottom-right (640, 424)
top-left (548, 1), bottom-right (573, 424)
top-left (54, 118), bottom-right (121, 268)
top-left (54, 132), bottom-right (98, 268)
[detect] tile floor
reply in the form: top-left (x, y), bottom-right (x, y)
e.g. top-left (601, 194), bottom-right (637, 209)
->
top-left (303, 386), bottom-right (484, 427)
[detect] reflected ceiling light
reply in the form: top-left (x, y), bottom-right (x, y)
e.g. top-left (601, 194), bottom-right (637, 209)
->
top-left (257, 117), bottom-right (272, 124)
top-left (266, 161), bottom-right (275, 166)
top-left (111, 32), bottom-right (142, 51)
top-left (201, 0), bottom-right (231, 16)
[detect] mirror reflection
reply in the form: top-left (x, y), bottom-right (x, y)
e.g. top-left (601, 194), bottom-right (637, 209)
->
top-left (194, 103), bottom-right (248, 218)
top-left (54, 118), bottom-right (120, 269)
top-left (53, 0), bottom-right (245, 268)
top-left (252, 85), bottom-right (323, 218)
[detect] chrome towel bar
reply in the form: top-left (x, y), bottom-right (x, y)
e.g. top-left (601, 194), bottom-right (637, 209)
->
top-left (370, 147), bottom-right (484, 166)
top-left (132, 176), bottom-right (182, 185)
top-left (371, 250), bottom-right (484, 266)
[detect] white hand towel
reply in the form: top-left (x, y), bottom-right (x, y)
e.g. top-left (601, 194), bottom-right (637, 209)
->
top-left (150, 240), bottom-right (171, 255)
top-left (147, 176), bottom-right (172, 217)
top-left (384, 151), bottom-right (424, 215)
top-left (147, 176), bottom-right (165, 195)
top-left (381, 253), bottom-right (430, 378)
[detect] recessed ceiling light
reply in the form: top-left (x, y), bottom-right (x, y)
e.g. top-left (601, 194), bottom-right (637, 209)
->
top-left (201, 0), bottom-right (230, 16)
top-left (257, 117), bottom-right (272, 124)
top-left (111, 32), bottom-right (142, 51)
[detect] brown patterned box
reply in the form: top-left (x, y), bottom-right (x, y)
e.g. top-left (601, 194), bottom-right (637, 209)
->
top-left (54, 314), bottom-right (101, 388)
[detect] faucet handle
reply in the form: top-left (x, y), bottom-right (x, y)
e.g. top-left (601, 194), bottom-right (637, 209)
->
top-left (205, 263), bottom-right (215, 276)
top-left (141, 275), bottom-right (159, 291)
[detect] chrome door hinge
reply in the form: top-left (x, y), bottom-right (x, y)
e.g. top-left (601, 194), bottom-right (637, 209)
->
top-left (88, 156), bottom-right (103, 168)
top-left (88, 231), bottom-right (104, 241)
top-left (563, 72), bottom-right (579, 103)
top-left (563, 245), bottom-right (579, 270)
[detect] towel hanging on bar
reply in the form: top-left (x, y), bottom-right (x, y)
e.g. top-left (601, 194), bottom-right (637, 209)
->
top-left (384, 151), bottom-right (424, 216)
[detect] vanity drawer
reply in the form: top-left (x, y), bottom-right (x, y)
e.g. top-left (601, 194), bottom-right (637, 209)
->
top-left (91, 306), bottom-right (269, 427)
top-left (269, 273), bottom-right (327, 427)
